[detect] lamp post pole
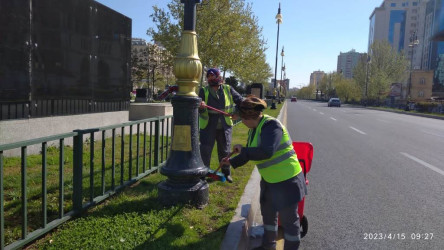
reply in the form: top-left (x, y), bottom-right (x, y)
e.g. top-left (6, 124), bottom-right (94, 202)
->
top-left (158, 0), bottom-right (209, 208)
top-left (365, 55), bottom-right (370, 107)
top-left (408, 31), bottom-right (419, 101)
top-left (271, 3), bottom-right (283, 109)
top-left (278, 46), bottom-right (284, 104)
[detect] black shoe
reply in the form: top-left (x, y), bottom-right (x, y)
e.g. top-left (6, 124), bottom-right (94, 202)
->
top-left (225, 175), bottom-right (233, 183)
top-left (251, 247), bottom-right (266, 250)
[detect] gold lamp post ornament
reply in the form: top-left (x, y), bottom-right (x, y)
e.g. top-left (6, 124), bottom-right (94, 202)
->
top-left (174, 30), bottom-right (202, 96)
top-left (158, 0), bottom-right (209, 209)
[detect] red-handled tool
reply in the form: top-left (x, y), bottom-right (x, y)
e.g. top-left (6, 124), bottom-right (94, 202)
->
top-left (201, 103), bottom-right (231, 117)
top-left (157, 86), bottom-right (179, 100)
top-left (207, 151), bottom-right (235, 182)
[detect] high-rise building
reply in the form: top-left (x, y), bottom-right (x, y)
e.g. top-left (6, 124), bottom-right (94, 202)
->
top-left (369, 0), bottom-right (444, 92)
top-left (337, 49), bottom-right (366, 79)
top-left (309, 70), bottom-right (325, 90)
top-left (369, 0), bottom-right (423, 70)
top-left (422, 0), bottom-right (444, 91)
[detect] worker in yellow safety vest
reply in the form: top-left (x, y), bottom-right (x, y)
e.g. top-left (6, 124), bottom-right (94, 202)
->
top-left (198, 68), bottom-right (243, 183)
top-left (221, 95), bottom-right (307, 249)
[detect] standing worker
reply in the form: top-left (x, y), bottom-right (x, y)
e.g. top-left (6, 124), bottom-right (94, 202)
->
top-left (199, 68), bottom-right (243, 183)
top-left (221, 96), bottom-right (306, 249)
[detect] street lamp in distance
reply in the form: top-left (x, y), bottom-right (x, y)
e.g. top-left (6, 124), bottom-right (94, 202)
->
top-left (365, 54), bottom-right (371, 106)
top-left (407, 31), bottom-right (419, 101)
top-left (278, 46), bottom-right (284, 104)
top-left (271, 3), bottom-right (283, 109)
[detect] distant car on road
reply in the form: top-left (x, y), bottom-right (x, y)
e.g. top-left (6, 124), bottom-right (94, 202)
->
top-left (291, 96), bottom-right (297, 102)
top-left (328, 98), bottom-right (341, 107)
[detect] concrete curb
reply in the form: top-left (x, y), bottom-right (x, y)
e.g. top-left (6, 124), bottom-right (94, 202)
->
top-left (220, 101), bottom-right (288, 250)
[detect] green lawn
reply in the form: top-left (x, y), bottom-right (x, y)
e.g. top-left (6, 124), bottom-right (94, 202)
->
top-left (25, 102), bottom-right (284, 249)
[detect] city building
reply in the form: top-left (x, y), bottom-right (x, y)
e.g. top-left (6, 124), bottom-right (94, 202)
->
top-left (131, 38), bottom-right (174, 94)
top-left (411, 70), bottom-right (434, 100)
top-left (368, 0), bottom-right (444, 98)
top-left (369, 0), bottom-right (423, 71)
top-left (309, 70), bottom-right (325, 90)
top-left (422, 0), bottom-right (444, 93)
top-left (337, 49), bottom-right (366, 79)
top-left (0, 0), bottom-right (132, 121)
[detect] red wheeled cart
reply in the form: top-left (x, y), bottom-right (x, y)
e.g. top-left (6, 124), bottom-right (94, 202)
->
top-left (278, 141), bottom-right (313, 238)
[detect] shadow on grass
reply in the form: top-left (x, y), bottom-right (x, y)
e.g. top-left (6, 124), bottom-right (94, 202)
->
top-left (84, 180), bottom-right (169, 217)
top-left (134, 222), bottom-right (227, 250)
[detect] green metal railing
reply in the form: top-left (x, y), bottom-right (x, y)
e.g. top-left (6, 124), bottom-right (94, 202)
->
top-left (0, 115), bottom-right (173, 250)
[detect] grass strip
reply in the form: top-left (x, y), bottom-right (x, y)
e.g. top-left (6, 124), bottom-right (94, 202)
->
top-left (25, 102), bottom-right (283, 249)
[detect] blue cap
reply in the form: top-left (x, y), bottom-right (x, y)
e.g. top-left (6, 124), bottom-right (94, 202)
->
top-left (207, 68), bottom-right (220, 77)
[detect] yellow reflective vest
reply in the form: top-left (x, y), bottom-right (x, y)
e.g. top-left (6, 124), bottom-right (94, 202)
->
top-left (247, 115), bottom-right (302, 183)
top-left (199, 84), bottom-right (234, 129)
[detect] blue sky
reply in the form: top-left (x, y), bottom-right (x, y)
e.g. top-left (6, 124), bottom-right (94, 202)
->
top-left (95, 0), bottom-right (381, 88)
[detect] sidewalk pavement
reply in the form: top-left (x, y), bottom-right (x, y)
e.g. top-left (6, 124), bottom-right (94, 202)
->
top-left (220, 101), bottom-right (287, 250)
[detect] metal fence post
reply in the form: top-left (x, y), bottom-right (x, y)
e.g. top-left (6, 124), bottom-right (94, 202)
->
top-left (72, 131), bottom-right (83, 212)
top-left (72, 129), bottom-right (98, 212)
top-left (154, 119), bottom-right (160, 166)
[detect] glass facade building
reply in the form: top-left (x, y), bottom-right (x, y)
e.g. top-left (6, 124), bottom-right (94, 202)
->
top-left (428, 0), bottom-right (444, 89)
top-left (388, 10), bottom-right (407, 51)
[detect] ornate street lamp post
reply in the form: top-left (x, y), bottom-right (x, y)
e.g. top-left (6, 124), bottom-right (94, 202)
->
top-left (407, 31), bottom-right (419, 100)
top-left (158, 0), bottom-right (209, 208)
top-left (278, 46), bottom-right (284, 104)
top-left (365, 54), bottom-right (371, 106)
top-left (271, 3), bottom-right (283, 109)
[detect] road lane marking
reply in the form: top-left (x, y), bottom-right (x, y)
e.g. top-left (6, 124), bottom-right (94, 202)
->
top-left (349, 126), bottom-right (366, 135)
top-left (319, 112), bottom-right (324, 115)
top-left (421, 130), bottom-right (444, 138)
top-left (330, 117), bottom-right (337, 121)
top-left (400, 152), bottom-right (444, 177)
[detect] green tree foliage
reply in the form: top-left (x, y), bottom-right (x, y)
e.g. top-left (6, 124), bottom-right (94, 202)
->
top-left (131, 50), bottom-right (148, 89)
top-left (318, 74), bottom-right (328, 99)
top-left (131, 44), bottom-right (175, 95)
top-left (336, 78), bottom-right (361, 103)
top-left (296, 85), bottom-right (315, 99)
top-left (147, 0), bottom-right (272, 85)
top-left (353, 40), bottom-right (409, 102)
top-left (225, 76), bottom-right (245, 95)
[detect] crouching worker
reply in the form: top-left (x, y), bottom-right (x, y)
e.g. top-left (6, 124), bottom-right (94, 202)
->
top-left (220, 96), bottom-right (307, 250)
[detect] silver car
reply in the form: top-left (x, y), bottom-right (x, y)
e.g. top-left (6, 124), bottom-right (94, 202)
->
top-left (328, 98), bottom-right (341, 107)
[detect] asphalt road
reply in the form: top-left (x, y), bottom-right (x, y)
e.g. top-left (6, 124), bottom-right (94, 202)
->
top-left (286, 100), bottom-right (444, 250)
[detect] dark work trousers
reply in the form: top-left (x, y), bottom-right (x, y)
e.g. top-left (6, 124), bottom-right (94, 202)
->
top-left (199, 125), bottom-right (232, 176)
top-left (261, 185), bottom-right (301, 250)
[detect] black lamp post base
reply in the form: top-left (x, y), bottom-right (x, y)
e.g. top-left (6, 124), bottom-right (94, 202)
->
top-left (270, 102), bottom-right (277, 109)
top-left (158, 179), bottom-right (209, 209)
top-left (157, 95), bottom-right (209, 208)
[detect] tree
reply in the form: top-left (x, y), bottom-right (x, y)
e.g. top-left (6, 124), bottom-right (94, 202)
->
top-left (131, 49), bottom-right (148, 89)
top-left (147, 0), bottom-right (272, 86)
top-left (353, 40), bottom-right (409, 103)
top-left (224, 76), bottom-right (245, 95)
top-left (296, 85), bottom-right (315, 99)
top-left (336, 78), bottom-right (361, 103)
top-left (131, 43), bottom-right (175, 100)
top-left (319, 74), bottom-right (328, 100)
